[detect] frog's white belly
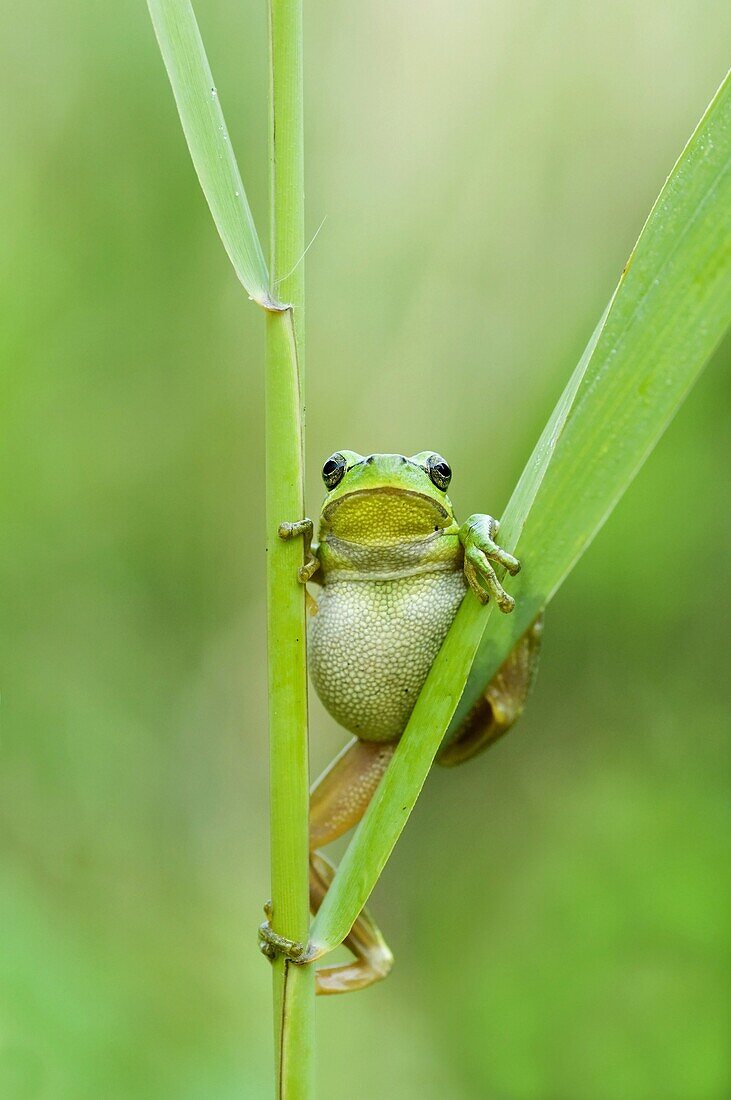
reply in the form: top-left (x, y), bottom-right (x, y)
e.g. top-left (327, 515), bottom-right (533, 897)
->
top-left (308, 569), bottom-right (467, 741)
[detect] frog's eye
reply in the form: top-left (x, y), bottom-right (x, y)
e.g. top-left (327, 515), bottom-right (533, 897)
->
top-left (426, 453), bottom-right (452, 491)
top-left (322, 452), bottom-right (347, 489)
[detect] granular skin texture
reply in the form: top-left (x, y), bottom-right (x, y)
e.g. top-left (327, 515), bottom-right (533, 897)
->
top-left (308, 567), bottom-right (467, 741)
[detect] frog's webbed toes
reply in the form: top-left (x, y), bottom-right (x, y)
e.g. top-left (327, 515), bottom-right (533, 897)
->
top-left (464, 549), bottom-right (516, 613)
top-left (461, 514), bottom-right (520, 613)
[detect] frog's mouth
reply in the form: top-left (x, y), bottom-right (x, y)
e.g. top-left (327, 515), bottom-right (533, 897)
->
top-left (323, 487), bottom-right (451, 544)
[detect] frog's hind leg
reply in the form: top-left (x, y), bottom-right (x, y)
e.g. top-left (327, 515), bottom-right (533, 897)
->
top-left (309, 737), bottom-right (396, 995)
top-left (309, 850), bottom-right (393, 995)
top-left (438, 614), bottom-right (543, 766)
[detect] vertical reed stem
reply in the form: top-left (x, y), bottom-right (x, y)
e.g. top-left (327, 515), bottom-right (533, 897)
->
top-left (266, 0), bottom-right (314, 1096)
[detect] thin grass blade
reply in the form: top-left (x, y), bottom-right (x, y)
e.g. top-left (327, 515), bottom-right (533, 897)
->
top-left (148, 0), bottom-right (274, 308)
top-left (455, 68), bottom-right (731, 731)
top-left (310, 70), bottom-right (731, 957)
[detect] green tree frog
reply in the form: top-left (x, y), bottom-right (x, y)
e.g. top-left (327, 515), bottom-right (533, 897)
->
top-left (260, 450), bottom-right (542, 994)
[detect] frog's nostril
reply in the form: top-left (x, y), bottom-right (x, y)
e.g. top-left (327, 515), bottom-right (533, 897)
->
top-left (364, 453), bottom-right (407, 467)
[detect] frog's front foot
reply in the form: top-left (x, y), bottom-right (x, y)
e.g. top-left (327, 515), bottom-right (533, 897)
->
top-left (258, 902), bottom-right (315, 964)
top-left (278, 517), bottom-right (320, 583)
top-left (460, 514), bottom-right (520, 613)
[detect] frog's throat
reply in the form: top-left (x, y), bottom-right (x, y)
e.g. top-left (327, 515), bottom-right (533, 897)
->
top-left (321, 486), bottom-right (451, 545)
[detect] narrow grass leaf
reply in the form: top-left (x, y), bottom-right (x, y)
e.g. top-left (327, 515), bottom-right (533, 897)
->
top-left (310, 70), bottom-right (731, 956)
top-left (148, 0), bottom-right (273, 307)
top-left (455, 68), bottom-right (731, 731)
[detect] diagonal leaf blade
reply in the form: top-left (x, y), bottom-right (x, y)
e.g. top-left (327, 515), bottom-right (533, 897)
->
top-left (455, 68), bottom-right (731, 731)
top-left (310, 70), bottom-right (731, 956)
top-left (148, 0), bottom-right (274, 308)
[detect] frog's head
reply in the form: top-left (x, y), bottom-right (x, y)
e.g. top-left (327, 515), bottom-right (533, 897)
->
top-left (319, 450), bottom-right (457, 544)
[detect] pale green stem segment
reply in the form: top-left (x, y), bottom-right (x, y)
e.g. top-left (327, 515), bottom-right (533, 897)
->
top-left (310, 69), bottom-right (731, 958)
top-left (266, 1), bottom-right (314, 1098)
top-left (266, 311), bottom-right (313, 1100)
top-left (147, 0), bottom-right (275, 308)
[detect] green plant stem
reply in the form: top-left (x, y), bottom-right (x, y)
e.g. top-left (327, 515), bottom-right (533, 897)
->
top-left (266, 0), bottom-right (314, 1097)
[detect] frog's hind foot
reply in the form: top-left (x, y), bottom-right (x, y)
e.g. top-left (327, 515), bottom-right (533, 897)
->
top-left (258, 902), bottom-right (314, 964)
top-left (304, 738), bottom-right (397, 994)
top-left (309, 851), bottom-right (393, 996)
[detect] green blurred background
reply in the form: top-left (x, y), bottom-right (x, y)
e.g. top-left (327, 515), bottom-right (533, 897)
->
top-left (1, 1), bottom-right (730, 1097)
